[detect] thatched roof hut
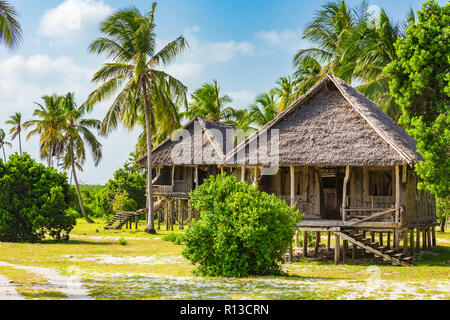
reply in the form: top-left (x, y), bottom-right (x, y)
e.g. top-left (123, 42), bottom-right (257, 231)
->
top-left (225, 74), bottom-right (422, 167)
top-left (138, 116), bottom-right (234, 167)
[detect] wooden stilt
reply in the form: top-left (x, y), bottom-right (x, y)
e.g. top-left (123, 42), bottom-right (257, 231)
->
top-left (422, 228), bottom-right (426, 249)
top-left (415, 227), bottom-right (420, 252)
top-left (303, 232), bottom-right (308, 258)
top-left (403, 230), bottom-right (408, 254)
top-left (327, 232), bottom-right (331, 252)
top-left (427, 227), bottom-right (432, 248)
top-left (334, 233), bottom-right (340, 265)
top-left (394, 229), bottom-right (400, 249)
top-left (409, 229), bottom-right (414, 256)
top-left (342, 240), bottom-right (348, 263)
top-left (352, 243), bottom-right (356, 260)
top-left (432, 226), bottom-right (436, 246)
top-left (295, 230), bottom-right (299, 248)
top-left (371, 231), bottom-right (375, 242)
top-left (379, 232), bottom-right (383, 246)
top-left (394, 165), bottom-right (400, 249)
top-left (290, 166), bottom-right (295, 207)
top-left (314, 232), bottom-right (320, 257)
top-left (387, 232), bottom-right (391, 249)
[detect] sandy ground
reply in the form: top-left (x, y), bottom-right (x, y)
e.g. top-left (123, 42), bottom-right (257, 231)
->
top-left (0, 274), bottom-right (24, 300)
top-left (0, 261), bottom-right (91, 300)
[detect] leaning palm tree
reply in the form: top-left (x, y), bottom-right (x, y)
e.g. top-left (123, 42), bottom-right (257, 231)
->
top-left (6, 112), bottom-right (23, 155)
top-left (55, 93), bottom-right (102, 224)
top-left (0, 128), bottom-right (11, 162)
top-left (24, 94), bottom-right (66, 166)
top-left (184, 80), bottom-right (235, 122)
top-left (88, 3), bottom-right (188, 234)
top-left (0, 0), bottom-right (22, 49)
top-left (249, 91), bottom-right (279, 128)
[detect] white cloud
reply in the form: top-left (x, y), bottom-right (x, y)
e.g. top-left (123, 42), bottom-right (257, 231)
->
top-left (255, 28), bottom-right (306, 54)
top-left (38, 0), bottom-right (113, 38)
top-left (226, 90), bottom-right (257, 108)
top-left (163, 26), bottom-right (255, 83)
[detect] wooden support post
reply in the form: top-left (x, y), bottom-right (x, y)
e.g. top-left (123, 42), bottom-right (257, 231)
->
top-left (394, 165), bottom-right (400, 249)
top-left (253, 167), bottom-right (259, 187)
top-left (387, 232), bottom-right (391, 249)
top-left (415, 227), bottom-right (420, 252)
top-left (241, 167), bottom-right (245, 182)
top-left (327, 232), bottom-right (331, 252)
top-left (295, 230), bottom-right (299, 248)
top-left (427, 227), bottom-right (432, 248)
top-left (290, 166), bottom-right (295, 207)
top-left (379, 232), bottom-right (383, 246)
top-left (352, 243), bottom-right (356, 260)
top-left (135, 215), bottom-right (139, 230)
top-left (314, 232), bottom-right (320, 257)
top-left (195, 166), bottom-right (199, 188)
top-left (409, 229), bottom-right (414, 256)
top-left (341, 166), bottom-right (350, 222)
top-left (342, 240), bottom-right (348, 263)
top-left (403, 230), bottom-right (409, 254)
top-left (303, 232), bottom-right (308, 258)
top-left (334, 233), bottom-right (340, 265)
top-left (402, 164), bottom-right (407, 183)
top-left (432, 226), bottom-right (436, 246)
top-left (422, 228), bottom-right (426, 249)
top-left (371, 231), bottom-right (375, 242)
top-left (171, 165), bottom-right (175, 186)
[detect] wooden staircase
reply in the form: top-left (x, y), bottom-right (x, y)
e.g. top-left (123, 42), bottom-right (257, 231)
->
top-left (336, 231), bottom-right (413, 267)
top-left (104, 211), bottom-right (137, 230)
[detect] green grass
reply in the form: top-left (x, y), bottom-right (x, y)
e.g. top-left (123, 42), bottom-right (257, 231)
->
top-left (0, 218), bottom-right (448, 300)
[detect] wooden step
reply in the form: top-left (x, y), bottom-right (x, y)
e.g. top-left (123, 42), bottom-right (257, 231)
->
top-left (384, 249), bottom-right (396, 254)
top-left (393, 253), bottom-right (404, 258)
top-left (369, 242), bottom-right (379, 247)
top-left (402, 256), bottom-right (413, 262)
top-left (377, 246), bottom-right (387, 252)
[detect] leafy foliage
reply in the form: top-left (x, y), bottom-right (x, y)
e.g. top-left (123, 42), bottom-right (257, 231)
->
top-left (112, 191), bottom-right (138, 213)
top-left (183, 174), bottom-right (301, 277)
top-left (0, 154), bottom-right (76, 242)
top-left (386, 0), bottom-right (449, 198)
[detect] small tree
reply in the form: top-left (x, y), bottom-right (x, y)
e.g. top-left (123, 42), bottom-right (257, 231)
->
top-left (183, 174), bottom-right (301, 277)
top-left (0, 154), bottom-right (76, 242)
top-left (436, 197), bottom-right (449, 232)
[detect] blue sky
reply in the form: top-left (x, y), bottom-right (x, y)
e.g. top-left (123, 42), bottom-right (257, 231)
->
top-left (0, 0), bottom-right (444, 184)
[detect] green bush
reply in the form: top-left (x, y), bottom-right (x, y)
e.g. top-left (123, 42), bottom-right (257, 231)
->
top-left (162, 233), bottom-right (185, 245)
top-left (112, 191), bottom-right (138, 213)
top-left (0, 154), bottom-right (77, 242)
top-left (182, 173), bottom-right (301, 277)
top-left (117, 238), bottom-right (128, 246)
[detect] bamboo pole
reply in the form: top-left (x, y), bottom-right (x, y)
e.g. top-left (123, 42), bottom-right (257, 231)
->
top-left (334, 233), bottom-right (340, 265)
top-left (314, 232), bottom-right (320, 257)
top-left (415, 227), bottom-right (420, 252)
top-left (303, 232), bottom-right (308, 258)
top-left (241, 166), bottom-right (245, 182)
top-left (341, 166), bottom-right (350, 222)
top-left (394, 165), bottom-right (400, 249)
top-left (290, 166), bottom-right (295, 207)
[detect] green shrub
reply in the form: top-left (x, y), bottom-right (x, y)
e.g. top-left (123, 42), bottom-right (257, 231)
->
top-left (112, 191), bottom-right (138, 213)
top-left (182, 173), bottom-right (301, 277)
top-left (0, 154), bottom-right (77, 242)
top-left (117, 238), bottom-right (127, 246)
top-left (162, 233), bottom-right (185, 245)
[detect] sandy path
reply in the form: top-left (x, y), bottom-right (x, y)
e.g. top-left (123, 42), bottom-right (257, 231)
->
top-left (0, 274), bottom-right (24, 300)
top-left (0, 261), bottom-right (91, 300)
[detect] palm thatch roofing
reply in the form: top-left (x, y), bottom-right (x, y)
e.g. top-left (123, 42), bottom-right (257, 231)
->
top-left (138, 116), bottom-right (234, 167)
top-left (225, 74), bottom-right (421, 167)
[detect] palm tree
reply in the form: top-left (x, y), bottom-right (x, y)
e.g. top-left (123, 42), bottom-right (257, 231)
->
top-left (6, 112), bottom-right (23, 155)
top-left (56, 93), bottom-right (102, 224)
top-left (249, 91), bottom-right (279, 128)
top-left (226, 109), bottom-right (257, 143)
top-left (88, 3), bottom-right (188, 234)
top-left (184, 80), bottom-right (235, 122)
top-left (0, 0), bottom-right (22, 49)
top-left (274, 76), bottom-right (295, 112)
top-left (24, 94), bottom-right (66, 166)
top-left (0, 129), bottom-right (11, 162)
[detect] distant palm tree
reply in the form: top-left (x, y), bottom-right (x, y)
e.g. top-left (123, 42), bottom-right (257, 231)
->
top-left (24, 94), bottom-right (66, 166)
top-left (0, 128), bottom-right (12, 162)
top-left (184, 80), bottom-right (235, 122)
top-left (274, 76), bottom-right (295, 112)
top-left (88, 3), bottom-right (188, 234)
top-left (226, 109), bottom-right (257, 143)
top-left (0, 0), bottom-right (22, 49)
top-left (249, 91), bottom-right (279, 128)
top-left (56, 93), bottom-right (102, 224)
top-left (6, 112), bottom-right (23, 155)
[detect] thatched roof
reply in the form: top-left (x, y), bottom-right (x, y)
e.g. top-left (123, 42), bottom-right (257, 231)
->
top-left (138, 116), bottom-right (234, 167)
top-left (225, 74), bottom-right (421, 167)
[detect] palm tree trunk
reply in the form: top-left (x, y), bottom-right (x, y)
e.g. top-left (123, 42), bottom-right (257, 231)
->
top-left (18, 130), bottom-right (22, 155)
top-left (1, 145), bottom-right (6, 163)
top-left (72, 159), bottom-right (94, 224)
top-left (142, 82), bottom-right (156, 234)
top-left (441, 216), bottom-right (446, 232)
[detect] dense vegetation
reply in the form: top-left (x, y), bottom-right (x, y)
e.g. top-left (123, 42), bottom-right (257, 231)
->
top-left (183, 174), bottom-right (300, 277)
top-left (0, 154), bottom-right (76, 242)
